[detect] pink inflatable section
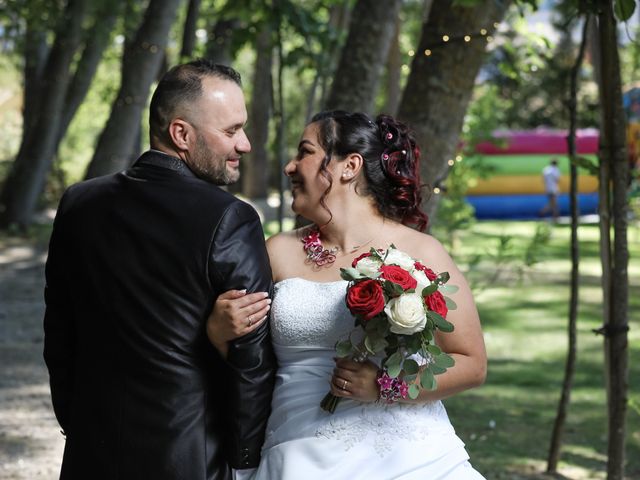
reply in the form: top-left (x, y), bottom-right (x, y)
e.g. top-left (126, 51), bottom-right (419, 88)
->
top-left (475, 128), bottom-right (599, 155)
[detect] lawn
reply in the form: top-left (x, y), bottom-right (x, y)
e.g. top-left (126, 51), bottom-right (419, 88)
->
top-left (439, 220), bottom-right (640, 479)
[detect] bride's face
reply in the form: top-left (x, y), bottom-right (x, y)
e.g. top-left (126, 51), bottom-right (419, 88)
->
top-left (284, 122), bottom-right (337, 222)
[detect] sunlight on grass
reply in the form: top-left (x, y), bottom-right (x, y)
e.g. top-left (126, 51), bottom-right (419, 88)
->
top-left (445, 219), bottom-right (639, 479)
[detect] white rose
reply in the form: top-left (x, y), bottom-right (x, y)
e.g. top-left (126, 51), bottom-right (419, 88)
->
top-left (383, 248), bottom-right (415, 271)
top-left (355, 256), bottom-right (382, 277)
top-left (384, 293), bottom-right (427, 335)
top-left (411, 269), bottom-right (431, 292)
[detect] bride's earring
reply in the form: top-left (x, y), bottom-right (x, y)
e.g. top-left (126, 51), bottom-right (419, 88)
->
top-left (342, 171), bottom-right (353, 179)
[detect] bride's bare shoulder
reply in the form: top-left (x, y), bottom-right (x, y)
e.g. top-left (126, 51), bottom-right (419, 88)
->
top-left (266, 227), bottom-right (305, 252)
top-left (266, 227), bottom-right (310, 279)
top-left (392, 225), bottom-right (453, 269)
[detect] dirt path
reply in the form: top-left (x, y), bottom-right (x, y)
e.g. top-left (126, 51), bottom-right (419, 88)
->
top-left (0, 238), bottom-right (63, 479)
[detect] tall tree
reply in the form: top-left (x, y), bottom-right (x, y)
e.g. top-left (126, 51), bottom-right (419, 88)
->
top-left (546, 15), bottom-right (590, 474)
top-left (205, 18), bottom-right (239, 65)
top-left (242, 23), bottom-right (273, 199)
top-left (55, 0), bottom-right (123, 153)
top-left (594, 1), bottom-right (630, 478)
top-left (180, 0), bottom-right (201, 60)
top-left (325, 0), bottom-right (402, 114)
top-left (384, 16), bottom-right (402, 116)
top-left (85, 0), bottom-right (183, 178)
top-left (0, 0), bottom-right (88, 228)
top-left (396, 0), bottom-right (510, 224)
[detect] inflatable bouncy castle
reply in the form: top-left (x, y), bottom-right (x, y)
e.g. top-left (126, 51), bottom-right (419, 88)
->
top-left (465, 129), bottom-right (600, 219)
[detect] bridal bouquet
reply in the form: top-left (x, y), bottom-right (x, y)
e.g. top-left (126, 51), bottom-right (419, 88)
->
top-left (320, 245), bottom-right (457, 413)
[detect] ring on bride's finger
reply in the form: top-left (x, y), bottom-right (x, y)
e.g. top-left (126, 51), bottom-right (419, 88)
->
top-left (247, 315), bottom-right (253, 326)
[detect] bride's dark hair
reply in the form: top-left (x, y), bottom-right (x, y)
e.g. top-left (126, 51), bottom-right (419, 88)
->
top-left (310, 110), bottom-right (428, 231)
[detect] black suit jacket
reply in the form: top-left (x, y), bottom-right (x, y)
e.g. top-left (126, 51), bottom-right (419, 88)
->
top-left (43, 151), bottom-right (276, 480)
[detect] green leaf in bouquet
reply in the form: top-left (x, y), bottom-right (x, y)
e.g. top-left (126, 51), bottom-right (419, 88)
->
top-left (340, 267), bottom-right (365, 281)
top-left (405, 334), bottom-right (422, 354)
top-left (420, 368), bottom-right (437, 390)
top-left (384, 281), bottom-right (405, 297)
top-left (421, 283), bottom-right (438, 296)
top-left (370, 247), bottom-right (385, 261)
top-left (385, 334), bottom-right (399, 351)
top-left (365, 316), bottom-right (388, 336)
top-left (403, 359), bottom-right (419, 375)
top-left (335, 339), bottom-right (354, 357)
top-left (438, 284), bottom-right (459, 295)
top-left (436, 272), bottom-right (450, 284)
top-left (364, 334), bottom-right (388, 355)
top-left (430, 364), bottom-right (447, 375)
top-left (403, 373), bottom-right (417, 383)
top-left (426, 344), bottom-right (442, 356)
top-left (421, 328), bottom-right (433, 342)
top-left (385, 352), bottom-right (403, 377)
top-left (433, 353), bottom-right (455, 369)
top-left (408, 384), bottom-right (420, 399)
top-left (444, 296), bottom-right (457, 310)
top-left (427, 311), bottom-right (454, 333)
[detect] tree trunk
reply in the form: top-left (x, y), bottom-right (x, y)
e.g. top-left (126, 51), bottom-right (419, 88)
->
top-left (242, 24), bottom-right (272, 199)
top-left (56, 2), bottom-right (122, 151)
top-left (325, 0), bottom-right (402, 114)
top-left (596, 3), bottom-right (630, 479)
top-left (396, 0), bottom-right (510, 226)
top-left (205, 18), bottom-right (238, 66)
top-left (546, 16), bottom-right (589, 474)
top-left (0, 0), bottom-right (88, 228)
top-left (180, 0), bottom-right (201, 60)
top-left (384, 16), bottom-right (401, 116)
top-left (85, 0), bottom-right (183, 179)
top-left (306, 4), bottom-right (350, 123)
top-left (22, 22), bottom-right (49, 143)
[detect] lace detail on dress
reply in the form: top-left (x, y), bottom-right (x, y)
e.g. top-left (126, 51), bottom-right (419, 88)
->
top-left (315, 401), bottom-right (450, 457)
top-left (271, 278), bottom-right (352, 347)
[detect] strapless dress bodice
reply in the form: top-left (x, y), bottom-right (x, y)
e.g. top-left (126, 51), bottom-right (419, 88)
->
top-left (250, 277), bottom-right (483, 479)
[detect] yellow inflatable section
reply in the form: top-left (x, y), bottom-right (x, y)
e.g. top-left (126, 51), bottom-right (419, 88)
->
top-left (467, 175), bottom-right (599, 195)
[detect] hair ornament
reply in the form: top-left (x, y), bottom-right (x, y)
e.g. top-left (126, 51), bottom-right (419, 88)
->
top-left (382, 153), bottom-right (390, 161)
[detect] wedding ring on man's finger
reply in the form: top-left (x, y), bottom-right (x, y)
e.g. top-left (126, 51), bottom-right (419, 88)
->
top-left (342, 379), bottom-right (348, 390)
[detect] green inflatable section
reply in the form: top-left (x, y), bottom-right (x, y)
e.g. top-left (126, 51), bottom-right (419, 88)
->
top-left (466, 154), bottom-right (598, 176)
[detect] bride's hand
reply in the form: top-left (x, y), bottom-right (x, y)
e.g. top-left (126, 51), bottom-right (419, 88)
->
top-left (206, 290), bottom-right (271, 357)
top-left (330, 357), bottom-right (379, 403)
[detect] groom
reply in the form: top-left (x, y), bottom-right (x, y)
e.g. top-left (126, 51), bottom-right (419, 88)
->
top-left (43, 60), bottom-right (276, 479)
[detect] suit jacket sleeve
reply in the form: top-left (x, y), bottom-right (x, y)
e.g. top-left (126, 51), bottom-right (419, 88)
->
top-left (209, 201), bottom-right (277, 469)
top-left (43, 190), bottom-right (75, 434)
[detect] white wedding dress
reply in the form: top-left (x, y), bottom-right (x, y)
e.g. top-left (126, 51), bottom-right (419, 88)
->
top-left (247, 278), bottom-right (485, 480)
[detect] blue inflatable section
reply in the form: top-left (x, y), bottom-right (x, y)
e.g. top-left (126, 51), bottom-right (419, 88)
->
top-left (466, 193), bottom-right (599, 219)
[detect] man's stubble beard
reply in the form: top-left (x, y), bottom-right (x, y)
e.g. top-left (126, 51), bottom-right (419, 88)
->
top-left (191, 134), bottom-right (240, 186)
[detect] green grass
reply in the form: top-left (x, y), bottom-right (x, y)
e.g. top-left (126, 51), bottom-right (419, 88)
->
top-left (441, 221), bottom-right (640, 479)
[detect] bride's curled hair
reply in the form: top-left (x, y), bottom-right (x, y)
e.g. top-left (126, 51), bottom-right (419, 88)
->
top-left (311, 110), bottom-right (428, 231)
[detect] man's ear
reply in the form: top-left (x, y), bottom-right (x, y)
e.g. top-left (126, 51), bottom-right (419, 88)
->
top-left (341, 153), bottom-right (364, 181)
top-left (168, 119), bottom-right (193, 152)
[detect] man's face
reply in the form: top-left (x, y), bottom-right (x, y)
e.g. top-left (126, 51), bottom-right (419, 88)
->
top-left (185, 77), bottom-right (251, 185)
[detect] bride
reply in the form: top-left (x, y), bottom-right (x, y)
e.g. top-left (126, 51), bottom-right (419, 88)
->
top-left (209, 111), bottom-right (487, 479)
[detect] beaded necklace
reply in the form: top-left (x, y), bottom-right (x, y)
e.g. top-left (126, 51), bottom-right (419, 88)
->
top-left (301, 226), bottom-right (376, 267)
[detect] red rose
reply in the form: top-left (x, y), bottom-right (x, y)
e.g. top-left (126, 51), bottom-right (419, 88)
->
top-left (346, 279), bottom-right (385, 320)
top-left (351, 252), bottom-right (372, 268)
top-left (425, 290), bottom-right (448, 318)
top-left (414, 262), bottom-right (438, 281)
top-left (379, 265), bottom-right (417, 290)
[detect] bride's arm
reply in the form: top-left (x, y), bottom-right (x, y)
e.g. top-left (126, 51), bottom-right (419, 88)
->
top-left (330, 236), bottom-right (487, 404)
